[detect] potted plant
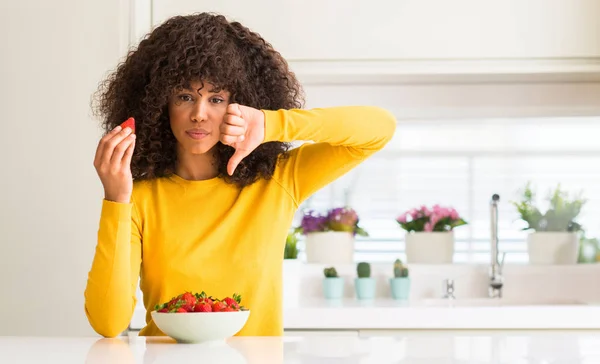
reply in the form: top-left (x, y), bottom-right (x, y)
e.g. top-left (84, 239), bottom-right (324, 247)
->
top-left (283, 231), bottom-right (301, 307)
top-left (295, 207), bottom-right (368, 264)
top-left (354, 262), bottom-right (376, 300)
top-left (389, 259), bottom-right (410, 300)
top-left (512, 182), bottom-right (586, 265)
top-left (396, 204), bottom-right (467, 264)
top-left (323, 267), bottom-right (344, 299)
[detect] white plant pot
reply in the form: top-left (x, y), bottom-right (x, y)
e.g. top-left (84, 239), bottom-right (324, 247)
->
top-left (304, 231), bottom-right (354, 264)
top-left (527, 232), bottom-right (579, 265)
top-left (405, 231), bottom-right (455, 264)
top-left (282, 259), bottom-right (301, 307)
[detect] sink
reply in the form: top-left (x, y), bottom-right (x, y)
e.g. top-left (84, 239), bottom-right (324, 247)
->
top-left (419, 298), bottom-right (589, 307)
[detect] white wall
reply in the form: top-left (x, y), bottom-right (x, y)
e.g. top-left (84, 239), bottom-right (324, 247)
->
top-left (152, 0), bottom-right (600, 60)
top-left (0, 0), bottom-right (129, 336)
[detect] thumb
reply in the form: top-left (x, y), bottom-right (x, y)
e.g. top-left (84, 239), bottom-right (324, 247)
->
top-left (227, 148), bottom-right (250, 176)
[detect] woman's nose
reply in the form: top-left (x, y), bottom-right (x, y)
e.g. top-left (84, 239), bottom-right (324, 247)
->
top-left (192, 101), bottom-right (208, 122)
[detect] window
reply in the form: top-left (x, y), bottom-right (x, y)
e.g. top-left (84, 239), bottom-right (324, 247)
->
top-left (293, 116), bottom-right (600, 264)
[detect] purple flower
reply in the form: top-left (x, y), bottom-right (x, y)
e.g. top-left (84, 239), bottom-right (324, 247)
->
top-left (297, 207), bottom-right (367, 236)
top-left (300, 211), bottom-right (328, 233)
top-left (328, 207), bottom-right (358, 226)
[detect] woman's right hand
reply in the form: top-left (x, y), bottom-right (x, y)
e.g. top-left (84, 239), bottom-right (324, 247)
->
top-left (93, 125), bottom-right (136, 204)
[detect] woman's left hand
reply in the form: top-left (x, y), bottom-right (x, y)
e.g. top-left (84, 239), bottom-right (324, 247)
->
top-left (220, 103), bottom-right (265, 176)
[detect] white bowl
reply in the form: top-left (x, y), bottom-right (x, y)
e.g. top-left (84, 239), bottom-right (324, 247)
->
top-left (151, 310), bottom-right (251, 343)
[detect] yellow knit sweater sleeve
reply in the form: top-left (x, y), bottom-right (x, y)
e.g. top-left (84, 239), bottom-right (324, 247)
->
top-left (263, 106), bottom-right (397, 205)
top-left (84, 199), bottom-right (142, 337)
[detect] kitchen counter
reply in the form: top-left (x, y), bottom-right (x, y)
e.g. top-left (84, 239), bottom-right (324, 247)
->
top-left (3, 332), bottom-right (600, 363)
top-left (284, 298), bottom-right (600, 330)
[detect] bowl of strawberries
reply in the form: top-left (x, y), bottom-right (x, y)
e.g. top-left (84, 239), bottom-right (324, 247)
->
top-left (151, 291), bottom-right (250, 343)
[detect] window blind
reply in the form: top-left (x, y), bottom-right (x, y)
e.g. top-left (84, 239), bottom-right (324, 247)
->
top-left (293, 116), bottom-right (600, 264)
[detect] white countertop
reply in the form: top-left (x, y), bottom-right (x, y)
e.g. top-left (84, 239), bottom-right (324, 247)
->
top-left (3, 332), bottom-right (600, 363)
top-left (131, 298), bottom-right (600, 331)
top-left (284, 298), bottom-right (600, 330)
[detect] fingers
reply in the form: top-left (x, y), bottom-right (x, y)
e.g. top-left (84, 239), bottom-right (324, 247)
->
top-left (94, 125), bottom-right (122, 167)
top-left (121, 138), bottom-right (136, 167)
top-left (220, 117), bottom-right (246, 145)
top-left (226, 103), bottom-right (242, 118)
top-left (100, 127), bottom-right (134, 166)
top-left (220, 126), bottom-right (245, 145)
top-left (110, 134), bottom-right (136, 165)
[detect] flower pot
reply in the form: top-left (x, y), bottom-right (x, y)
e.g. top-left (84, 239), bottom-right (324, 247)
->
top-left (322, 277), bottom-right (344, 299)
top-left (354, 278), bottom-right (376, 300)
top-left (389, 277), bottom-right (411, 300)
top-left (282, 259), bottom-right (301, 307)
top-left (405, 231), bottom-right (454, 264)
top-left (305, 231), bottom-right (354, 264)
top-left (527, 232), bottom-right (579, 265)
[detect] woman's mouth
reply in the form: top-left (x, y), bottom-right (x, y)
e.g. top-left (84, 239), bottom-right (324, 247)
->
top-left (186, 130), bottom-right (209, 140)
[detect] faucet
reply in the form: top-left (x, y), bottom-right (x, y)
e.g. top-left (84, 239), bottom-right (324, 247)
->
top-left (442, 279), bottom-right (455, 299)
top-left (489, 194), bottom-right (505, 298)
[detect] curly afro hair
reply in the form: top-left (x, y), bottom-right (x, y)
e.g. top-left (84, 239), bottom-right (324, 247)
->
top-left (93, 12), bottom-right (304, 188)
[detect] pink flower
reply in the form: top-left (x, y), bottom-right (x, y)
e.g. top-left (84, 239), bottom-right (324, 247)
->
top-left (429, 213), bottom-right (442, 230)
top-left (409, 208), bottom-right (419, 219)
top-left (450, 208), bottom-right (459, 220)
top-left (424, 222), bottom-right (433, 232)
top-left (396, 213), bottom-right (408, 224)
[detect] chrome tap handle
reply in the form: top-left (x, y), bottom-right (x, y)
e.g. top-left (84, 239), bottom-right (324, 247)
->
top-left (442, 279), bottom-right (455, 299)
top-left (498, 251), bottom-right (506, 274)
top-left (490, 194), bottom-right (500, 267)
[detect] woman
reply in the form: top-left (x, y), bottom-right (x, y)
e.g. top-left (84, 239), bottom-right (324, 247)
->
top-left (84, 12), bottom-right (396, 338)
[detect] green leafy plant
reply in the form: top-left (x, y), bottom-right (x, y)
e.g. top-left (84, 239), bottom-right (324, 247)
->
top-left (511, 182), bottom-right (587, 232)
top-left (578, 235), bottom-right (599, 264)
top-left (324, 267), bottom-right (339, 278)
top-left (393, 258), bottom-right (409, 278)
top-left (357, 262), bottom-right (371, 278)
top-left (284, 231), bottom-right (299, 259)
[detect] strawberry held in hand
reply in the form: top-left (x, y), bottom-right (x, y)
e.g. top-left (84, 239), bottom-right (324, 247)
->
top-left (219, 104), bottom-right (265, 176)
top-left (119, 117), bottom-right (135, 133)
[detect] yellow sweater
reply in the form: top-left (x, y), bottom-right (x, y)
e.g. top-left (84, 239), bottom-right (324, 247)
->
top-left (84, 106), bottom-right (396, 337)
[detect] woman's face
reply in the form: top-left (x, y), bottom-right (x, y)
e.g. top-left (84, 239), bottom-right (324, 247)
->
top-left (168, 80), bottom-right (231, 155)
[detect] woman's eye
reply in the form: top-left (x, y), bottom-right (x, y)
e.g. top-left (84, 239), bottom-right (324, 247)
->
top-left (211, 97), bottom-right (224, 104)
top-left (178, 95), bottom-right (193, 102)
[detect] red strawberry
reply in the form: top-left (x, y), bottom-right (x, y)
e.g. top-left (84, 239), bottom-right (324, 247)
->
top-left (181, 292), bottom-right (196, 307)
top-left (175, 307), bottom-right (187, 313)
top-left (195, 291), bottom-right (214, 305)
top-left (194, 302), bottom-right (212, 312)
top-left (119, 117), bottom-right (135, 133)
top-left (181, 304), bottom-right (194, 312)
top-left (223, 297), bottom-right (239, 309)
top-left (158, 308), bottom-right (168, 313)
top-left (167, 298), bottom-right (179, 309)
top-left (212, 301), bottom-right (227, 312)
top-left (222, 307), bottom-right (234, 312)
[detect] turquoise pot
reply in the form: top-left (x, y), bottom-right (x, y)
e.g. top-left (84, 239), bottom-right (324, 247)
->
top-left (323, 278), bottom-right (344, 299)
top-left (354, 278), bottom-right (376, 300)
top-left (390, 277), bottom-right (411, 300)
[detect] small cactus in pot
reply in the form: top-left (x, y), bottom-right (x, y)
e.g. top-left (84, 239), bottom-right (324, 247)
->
top-left (394, 258), bottom-right (409, 278)
top-left (322, 266), bottom-right (344, 299)
top-left (357, 262), bottom-right (371, 278)
top-left (390, 258), bottom-right (411, 300)
top-left (324, 267), bottom-right (339, 278)
top-left (354, 262), bottom-right (376, 300)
